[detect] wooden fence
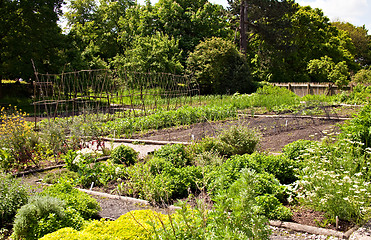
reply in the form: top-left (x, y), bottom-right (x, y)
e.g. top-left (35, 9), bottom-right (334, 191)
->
top-left (272, 82), bottom-right (352, 97)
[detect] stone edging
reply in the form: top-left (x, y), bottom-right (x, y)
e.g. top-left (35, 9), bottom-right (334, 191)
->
top-left (269, 220), bottom-right (359, 239)
top-left (101, 137), bottom-right (191, 146)
top-left (77, 188), bottom-right (181, 211)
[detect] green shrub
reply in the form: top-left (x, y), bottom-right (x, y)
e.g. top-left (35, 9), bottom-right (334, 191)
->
top-left (187, 37), bottom-right (253, 94)
top-left (111, 145), bottom-right (139, 166)
top-left (40, 209), bottom-right (169, 240)
top-left (227, 169), bottom-right (292, 221)
top-left (340, 103), bottom-right (371, 149)
top-left (282, 139), bottom-right (319, 162)
top-left (43, 169), bottom-right (79, 184)
top-left (352, 69), bottom-right (371, 85)
top-left (255, 194), bottom-right (293, 221)
top-left (194, 125), bottom-right (260, 158)
top-left (146, 156), bottom-right (173, 175)
top-left (153, 144), bottom-right (191, 168)
top-left (252, 153), bottom-right (298, 184)
top-left (11, 196), bottom-right (84, 240)
top-left (41, 182), bottom-right (101, 219)
top-left (0, 174), bottom-right (28, 229)
top-left (219, 125), bottom-right (261, 156)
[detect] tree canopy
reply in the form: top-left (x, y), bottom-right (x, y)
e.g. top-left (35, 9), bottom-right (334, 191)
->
top-left (1, 0), bottom-right (371, 93)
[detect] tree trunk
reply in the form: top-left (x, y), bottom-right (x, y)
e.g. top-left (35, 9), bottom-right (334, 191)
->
top-left (240, 0), bottom-right (248, 55)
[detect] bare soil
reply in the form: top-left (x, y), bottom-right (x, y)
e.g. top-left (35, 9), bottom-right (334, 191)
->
top-left (136, 115), bottom-right (343, 152)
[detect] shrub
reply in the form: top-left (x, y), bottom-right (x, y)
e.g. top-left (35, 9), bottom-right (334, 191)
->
top-left (43, 169), bottom-right (79, 184)
top-left (187, 37), bottom-right (253, 94)
top-left (41, 182), bottom-right (101, 219)
top-left (255, 194), bottom-right (293, 221)
top-left (340, 103), bottom-right (371, 149)
top-left (11, 196), bottom-right (84, 240)
top-left (252, 153), bottom-right (298, 184)
top-left (218, 125), bottom-right (261, 156)
top-left (153, 144), bottom-right (190, 167)
top-left (40, 210), bottom-right (169, 240)
top-left (194, 125), bottom-right (260, 158)
top-left (0, 174), bottom-right (28, 229)
top-left (282, 139), bottom-right (319, 162)
top-left (146, 156), bottom-right (173, 175)
top-left (352, 69), bottom-right (371, 85)
top-left (227, 169), bottom-right (292, 221)
top-left (111, 145), bottom-right (139, 166)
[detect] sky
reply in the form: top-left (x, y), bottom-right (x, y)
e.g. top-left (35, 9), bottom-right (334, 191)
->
top-left (137, 0), bottom-right (371, 31)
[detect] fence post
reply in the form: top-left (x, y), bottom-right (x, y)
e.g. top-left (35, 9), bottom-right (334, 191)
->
top-left (307, 83), bottom-right (311, 95)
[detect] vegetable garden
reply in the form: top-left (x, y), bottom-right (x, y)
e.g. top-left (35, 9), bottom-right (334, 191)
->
top-left (1, 83), bottom-right (371, 239)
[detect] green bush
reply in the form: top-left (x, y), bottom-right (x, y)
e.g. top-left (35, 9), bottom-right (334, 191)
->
top-left (282, 139), bottom-right (319, 162)
top-left (252, 153), bottom-right (298, 184)
top-left (194, 125), bottom-right (260, 158)
top-left (40, 209), bottom-right (169, 240)
top-left (11, 196), bottom-right (84, 240)
top-left (340, 103), bottom-right (371, 149)
top-left (43, 169), bottom-right (79, 184)
top-left (0, 174), bottom-right (28, 229)
top-left (146, 156), bottom-right (173, 175)
top-left (153, 144), bottom-right (190, 167)
top-left (227, 169), bottom-right (292, 221)
top-left (219, 125), bottom-right (261, 156)
top-left (41, 182), bottom-right (101, 219)
top-left (352, 69), bottom-right (371, 85)
top-left (255, 194), bottom-right (293, 221)
top-left (187, 37), bottom-right (253, 95)
top-left (111, 145), bottom-right (139, 166)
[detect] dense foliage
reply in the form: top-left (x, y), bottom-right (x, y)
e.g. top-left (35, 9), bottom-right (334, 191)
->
top-left (187, 37), bottom-right (252, 94)
top-left (0, 174), bottom-right (28, 231)
top-left (2, 0), bottom-right (370, 94)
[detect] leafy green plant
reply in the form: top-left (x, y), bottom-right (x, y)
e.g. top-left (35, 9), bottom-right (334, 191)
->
top-left (43, 169), bottom-right (79, 184)
top-left (227, 169), bottom-right (292, 221)
top-left (193, 125), bottom-right (260, 158)
top-left (252, 153), bottom-right (298, 184)
top-left (41, 181), bottom-right (101, 219)
top-left (282, 139), bottom-right (319, 162)
top-left (153, 144), bottom-right (190, 167)
top-left (0, 174), bottom-right (28, 230)
top-left (11, 195), bottom-right (84, 240)
top-left (255, 194), bottom-right (293, 221)
top-left (111, 145), bottom-right (139, 166)
top-left (218, 125), bottom-right (261, 156)
top-left (340, 103), bottom-right (371, 149)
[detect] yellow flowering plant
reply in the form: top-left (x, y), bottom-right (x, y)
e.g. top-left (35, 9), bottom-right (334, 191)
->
top-left (0, 105), bottom-right (38, 171)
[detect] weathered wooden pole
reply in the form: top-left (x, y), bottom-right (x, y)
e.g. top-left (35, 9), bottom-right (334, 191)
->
top-left (240, 0), bottom-right (248, 55)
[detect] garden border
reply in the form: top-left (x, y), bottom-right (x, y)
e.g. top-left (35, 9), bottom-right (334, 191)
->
top-left (270, 220), bottom-right (359, 239)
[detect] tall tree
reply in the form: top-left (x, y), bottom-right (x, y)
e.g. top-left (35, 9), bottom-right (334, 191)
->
top-left (332, 21), bottom-right (371, 68)
top-left (227, 1), bottom-right (357, 82)
top-left (65, 0), bottom-right (136, 69)
top-left (153, 0), bottom-right (232, 64)
top-left (0, 0), bottom-right (66, 79)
